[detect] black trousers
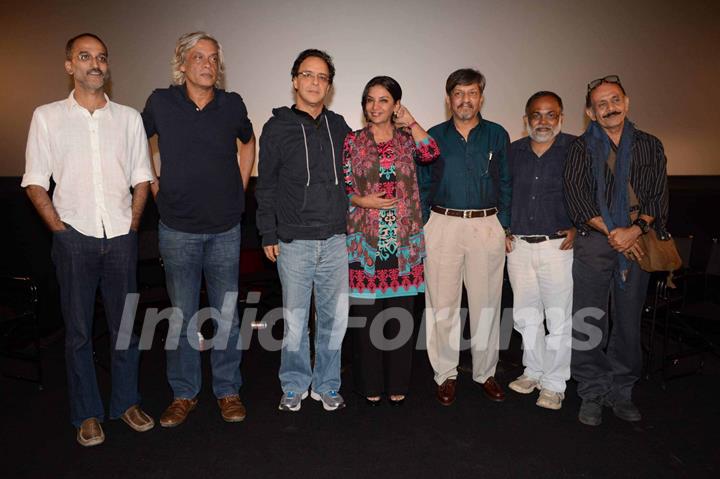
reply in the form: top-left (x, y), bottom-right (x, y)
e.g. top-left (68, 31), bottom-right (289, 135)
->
top-left (571, 231), bottom-right (650, 402)
top-left (351, 295), bottom-right (415, 396)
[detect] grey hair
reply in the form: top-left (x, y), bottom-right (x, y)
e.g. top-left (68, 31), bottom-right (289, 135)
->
top-left (171, 31), bottom-right (225, 87)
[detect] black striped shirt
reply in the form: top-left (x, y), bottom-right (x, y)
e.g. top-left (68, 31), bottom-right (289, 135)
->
top-left (563, 127), bottom-right (669, 235)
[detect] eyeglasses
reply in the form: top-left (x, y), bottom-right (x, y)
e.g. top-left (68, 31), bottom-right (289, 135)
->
top-left (76, 52), bottom-right (108, 64)
top-left (297, 71), bottom-right (330, 83)
top-left (529, 111), bottom-right (560, 122)
top-left (587, 75), bottom-right (621, 92)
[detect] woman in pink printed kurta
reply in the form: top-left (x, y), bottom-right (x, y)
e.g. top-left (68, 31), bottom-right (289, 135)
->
top-left (343, 76), bottom-right (439, 405)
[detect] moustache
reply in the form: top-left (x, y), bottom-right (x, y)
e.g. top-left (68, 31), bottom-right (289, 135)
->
top-left (602, 111), bottom-right (621, 119)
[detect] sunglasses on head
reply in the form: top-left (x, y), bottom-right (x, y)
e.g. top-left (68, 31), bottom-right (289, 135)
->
top-left (587, 75), bottom-right (621, 92)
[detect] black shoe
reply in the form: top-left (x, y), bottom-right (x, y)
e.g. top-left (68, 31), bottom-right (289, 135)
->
top-left (365, 397), bottom-right (382, 407)
top-left (611, 400), bottom-right (642, 422)
top-left (578, 398), bottom-right (603, 426)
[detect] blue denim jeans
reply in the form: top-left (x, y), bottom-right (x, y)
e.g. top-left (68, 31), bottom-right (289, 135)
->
top-left (276, 234), bottom-right (349, 394)
top-left (158, 221), bottom-right (242, 399)
top-left (51, 226), bottom-right (141, 427)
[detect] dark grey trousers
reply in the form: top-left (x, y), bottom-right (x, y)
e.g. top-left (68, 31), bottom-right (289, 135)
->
top-left (571, 231), bottom-right (650, 402)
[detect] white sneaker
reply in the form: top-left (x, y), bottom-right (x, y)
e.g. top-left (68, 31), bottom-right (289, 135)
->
top-left (508, 375), bottom-right (539, 394)
top-left (536, 388), bottom-right (564, 410)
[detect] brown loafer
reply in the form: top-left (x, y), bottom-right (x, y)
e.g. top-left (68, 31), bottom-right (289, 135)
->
top-left (217, 395), bottom-right (246, 422)
top-left (121, 405), bottom-right (155, 432)
top-left (77, 418), bottom-right (104, 447)
top-left (159, 398), bottom-right (198, 428)
top-left (481, 376), bottom-right (506, 402)
top-left (437, 378), bottom-right (457, 406)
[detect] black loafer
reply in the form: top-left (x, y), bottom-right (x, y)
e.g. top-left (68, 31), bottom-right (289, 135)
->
top-left (611, 400), bottom-right (642, 422)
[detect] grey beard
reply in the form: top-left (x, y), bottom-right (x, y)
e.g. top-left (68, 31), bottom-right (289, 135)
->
top-left (527, 122), bottom-right (561, 143)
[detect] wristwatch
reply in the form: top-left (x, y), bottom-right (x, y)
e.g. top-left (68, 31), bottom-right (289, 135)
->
top-left (632, 218), bottom-right (650, 235)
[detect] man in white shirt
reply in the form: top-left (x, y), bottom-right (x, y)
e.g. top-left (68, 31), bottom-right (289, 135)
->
top-left (22, 33), bottom-right (155, 447)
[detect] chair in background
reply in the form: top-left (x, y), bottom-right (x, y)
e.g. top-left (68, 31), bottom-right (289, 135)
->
top-left (643, 236), bottom-right (720, 386)
top-left (0, 275), bottom-right (43, 390)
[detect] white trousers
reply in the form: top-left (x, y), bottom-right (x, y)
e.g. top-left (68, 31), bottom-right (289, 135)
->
top-left (506, 237), bottom-right (573, 393)
top-left (424, 212), bottom-right (506, 385)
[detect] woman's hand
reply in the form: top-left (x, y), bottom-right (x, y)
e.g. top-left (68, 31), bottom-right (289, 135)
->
top-left (353, 191), bottom-right (399, 209)
top-left (394, 105), bottom-right (416, 129)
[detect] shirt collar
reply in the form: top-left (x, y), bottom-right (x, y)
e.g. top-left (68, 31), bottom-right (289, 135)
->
top-left (66, 90), bottom-right (112, 117)
top-left (446, 114), bottom-right (484, 138)
top-left (176, 84), bottom-right (224, 110)
top-left (291, 104), bottom-right (327, 126)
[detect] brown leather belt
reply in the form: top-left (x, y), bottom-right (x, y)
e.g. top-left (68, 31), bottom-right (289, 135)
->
top-left (431, 206), bottom-right (498, 219)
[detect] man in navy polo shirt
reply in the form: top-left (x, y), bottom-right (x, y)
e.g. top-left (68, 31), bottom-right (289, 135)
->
top-left (506, 91), bottom-right (576, 411)
top-left (142, 31), bottom-right (255, 427)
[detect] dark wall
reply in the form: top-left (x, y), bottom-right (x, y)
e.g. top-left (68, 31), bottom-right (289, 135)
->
top-left (665, 176), bottom-right (720, 269)
top-left (3, 175), bottom-right (719, 332)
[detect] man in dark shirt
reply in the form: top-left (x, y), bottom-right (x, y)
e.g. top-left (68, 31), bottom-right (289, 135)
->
top-left (564, 75), bottom-right (669, 426)
top-left (506, 91), bottom-right (576, 411)
top-left (418, 69), bottom-right (511, 406)
top-left (256, 49), bottom-right (351, 413)
top-left (142, 32), bottom-right (255, 427)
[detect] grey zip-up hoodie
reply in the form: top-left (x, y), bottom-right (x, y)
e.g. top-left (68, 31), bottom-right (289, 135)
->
top-left (256, 106), bottom-right (351, 246)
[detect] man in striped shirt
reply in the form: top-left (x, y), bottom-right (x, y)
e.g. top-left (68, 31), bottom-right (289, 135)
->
top-left (564, 76), bottom-right (669, 426)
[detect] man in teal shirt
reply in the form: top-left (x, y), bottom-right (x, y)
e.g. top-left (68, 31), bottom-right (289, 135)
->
top-left (418, 68), bottom-right (511, 406)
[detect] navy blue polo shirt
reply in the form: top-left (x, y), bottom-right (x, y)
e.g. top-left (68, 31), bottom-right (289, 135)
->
top-left (509, 132), bottom-right (575, 235)
top-left (142, 85), bottom-right (254, 234)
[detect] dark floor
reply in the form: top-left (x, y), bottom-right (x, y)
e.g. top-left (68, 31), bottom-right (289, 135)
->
top-left (2, 297), bottom-right (719, 479)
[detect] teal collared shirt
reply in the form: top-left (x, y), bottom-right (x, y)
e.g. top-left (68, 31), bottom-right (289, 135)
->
top-left (418, 116), bottom-right (512, 227)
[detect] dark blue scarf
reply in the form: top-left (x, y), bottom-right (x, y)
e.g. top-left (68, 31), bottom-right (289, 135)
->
top-left (582, 119), bottom-right (635, 284)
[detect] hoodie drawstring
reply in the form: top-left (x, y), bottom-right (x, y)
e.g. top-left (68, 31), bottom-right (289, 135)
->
top-left (300, 116), bottom-right (338, 188)
top-left (324, 115), bottom-right (338, 186)
top-left (301, 124), bottom-right (310, 187)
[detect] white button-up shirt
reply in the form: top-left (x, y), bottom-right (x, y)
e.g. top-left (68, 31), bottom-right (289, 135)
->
top-left (22, 91), bottom-right (154, 239)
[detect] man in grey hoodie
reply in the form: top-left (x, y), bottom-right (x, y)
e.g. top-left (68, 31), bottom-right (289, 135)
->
top-left (256, 49), bottom-right (351, 412)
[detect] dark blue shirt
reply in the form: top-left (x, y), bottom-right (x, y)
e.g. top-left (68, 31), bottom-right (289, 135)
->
top-left (509, 132), bottom-right (575, 235)
top-left (418, 117), bottom-right (512, 227)
top-left (142, 85), bottom-right (254, 234)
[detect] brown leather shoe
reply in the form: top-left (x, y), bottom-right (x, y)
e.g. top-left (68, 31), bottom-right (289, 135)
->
top-left (121, 405), bottom-right (155, 432)
top-left (217, 395), bottom-right (246, 422)
top-left (77, 418), bottom-right (104, 447)
top-left (160, 398), bottom-right (198, 428)
top-left (437, 378), bottom-right (457, 406)
top-left (481, 376), bottom-right (506, 402)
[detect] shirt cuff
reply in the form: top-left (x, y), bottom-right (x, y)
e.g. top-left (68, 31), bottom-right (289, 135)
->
top-left (131, 172), bottom-right (155, 188)
top-left (576, 208), bottom-right (602, 227)
top-left (261, 232), bottom-right (278, 246)
top-left (20, 173), bottom-right (50, 191)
